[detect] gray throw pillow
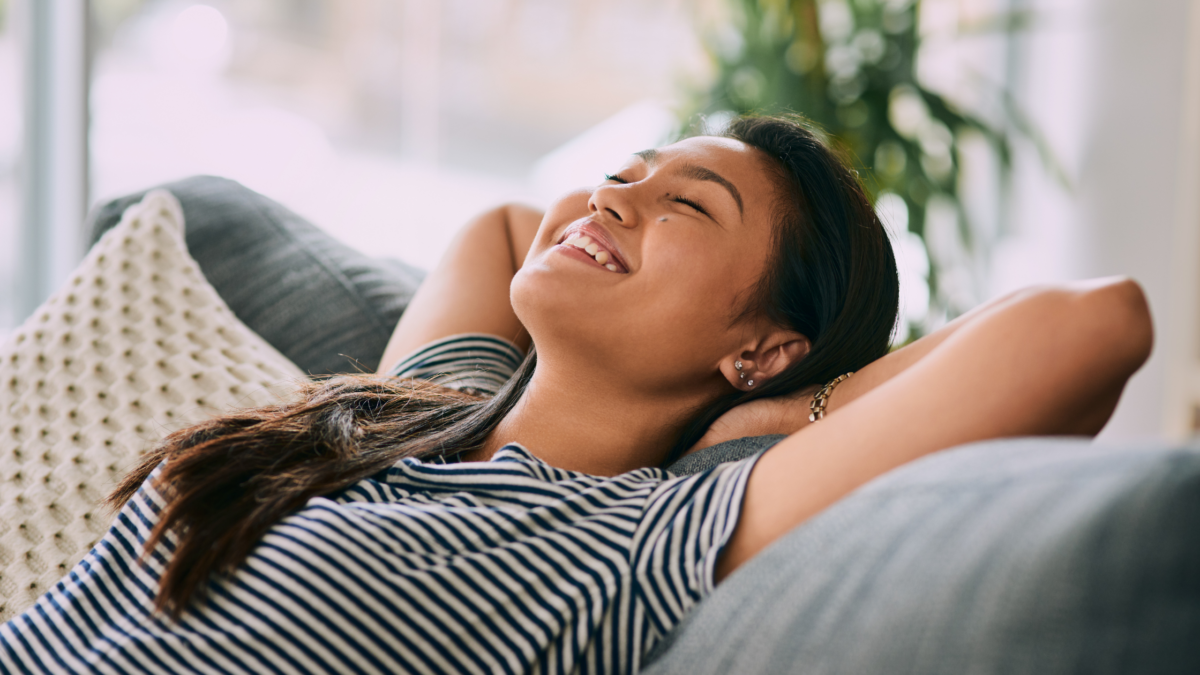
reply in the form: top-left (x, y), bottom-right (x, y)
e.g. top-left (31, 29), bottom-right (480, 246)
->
top-left (87, 176), bottom-right (425, 375)
top-left (645, 437), bottom-right (1200, 675)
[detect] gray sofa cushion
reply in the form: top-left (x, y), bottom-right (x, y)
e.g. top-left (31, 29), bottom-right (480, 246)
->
top-left (645, 438), bottom-right (1200, 674)
top-left (87, 176), bottom-right (425, 375)
top-left (663, 435), bottom-right (784, 474)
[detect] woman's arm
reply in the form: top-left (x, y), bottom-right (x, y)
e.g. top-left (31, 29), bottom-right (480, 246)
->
top-left (717, 277), bottom-right (1153, 580)
top-left (375, 204), bottom-right (544, 374)
top-left (690, 284), bottom-right (1065, 452)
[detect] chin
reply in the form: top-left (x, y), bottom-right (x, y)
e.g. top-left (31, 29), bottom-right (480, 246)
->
top-left (511, 265), bottom-right (622, 360)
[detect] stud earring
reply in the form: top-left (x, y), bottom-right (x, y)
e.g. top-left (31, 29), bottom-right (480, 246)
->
top-left (747, 380), bottom-right (755, 387)
top-left (734, 360), bottom-right (743, 370)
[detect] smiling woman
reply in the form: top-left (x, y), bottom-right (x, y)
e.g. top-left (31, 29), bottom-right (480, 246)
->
top-left (0, 115), bottom-right (1152, 675)
top-left (506, 134), bottom-right (815, 474)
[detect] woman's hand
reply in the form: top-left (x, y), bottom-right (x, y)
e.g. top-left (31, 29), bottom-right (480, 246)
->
top-left (686, 387), bottom-right (817, 454)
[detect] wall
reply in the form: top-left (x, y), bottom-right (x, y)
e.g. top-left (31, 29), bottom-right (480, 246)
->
top-left (998, 0), bottom-right (1197, 440)
top-left (1078, 0), bottom-right (1195, 440)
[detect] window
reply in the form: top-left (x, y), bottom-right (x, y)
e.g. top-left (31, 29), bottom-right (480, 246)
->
top-left (0, 0), bottom-right (708, 338)
top-left (0, 0), bottom-right (19, 338)
top-left (88, 0), bottom-right (708, 267)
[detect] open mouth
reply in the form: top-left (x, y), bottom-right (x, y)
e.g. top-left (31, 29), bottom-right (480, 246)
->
top-left (555, 226), bottom-right (629, 273)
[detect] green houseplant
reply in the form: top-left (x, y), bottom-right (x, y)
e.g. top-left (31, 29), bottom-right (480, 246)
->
top-left (688, 0), bottom-right (1051, 341)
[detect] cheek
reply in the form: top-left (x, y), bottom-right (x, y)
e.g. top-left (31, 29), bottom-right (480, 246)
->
top-left (643, 240), bottom-right (756, 332)
top-left (619, 241), bottom-right (760, 377)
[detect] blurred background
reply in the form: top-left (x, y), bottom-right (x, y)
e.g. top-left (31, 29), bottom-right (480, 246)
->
top-left (0, 0), bottom-right (1197, 441)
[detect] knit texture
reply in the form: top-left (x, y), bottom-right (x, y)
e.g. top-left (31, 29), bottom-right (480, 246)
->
top-left (0, 191), bottom-right (305, 621)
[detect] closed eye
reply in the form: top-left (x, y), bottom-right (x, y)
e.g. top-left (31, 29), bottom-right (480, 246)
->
top-left (604, 172), bottom-right (713, 220)
top-left (673, 195), bottom-right (711, 218)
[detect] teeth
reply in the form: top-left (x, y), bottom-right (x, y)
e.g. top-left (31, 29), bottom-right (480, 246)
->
top-left (563, 232), bottom-right (621, 272)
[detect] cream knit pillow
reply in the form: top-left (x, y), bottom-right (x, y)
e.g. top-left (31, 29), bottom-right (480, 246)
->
top-left (0, 190), bottom-right (306, 621)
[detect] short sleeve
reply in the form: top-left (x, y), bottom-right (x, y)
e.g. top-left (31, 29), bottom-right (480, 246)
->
top-left (384, 333), bottom-right (524, 397)
top-left (631, 455), bottom-right (760, 636)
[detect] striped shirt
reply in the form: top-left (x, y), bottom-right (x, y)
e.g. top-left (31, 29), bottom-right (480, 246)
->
top-left (384, 333), bottom-right (526, 398)
top-left (1, 334), bottom-right (758, 674)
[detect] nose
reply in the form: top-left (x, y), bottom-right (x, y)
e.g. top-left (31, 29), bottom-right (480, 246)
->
top-left (587, 183), bottom-right (638, 228)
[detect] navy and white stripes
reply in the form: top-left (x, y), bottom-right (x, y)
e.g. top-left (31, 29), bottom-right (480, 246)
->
top-left (1, 446), bottom-right (756, 674)
top-left (1, 334), bottom-right (758, 674)
top-left (386, 333), bottom-right (525, 397)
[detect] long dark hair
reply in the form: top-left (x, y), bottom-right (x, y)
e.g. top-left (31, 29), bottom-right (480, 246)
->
top-left (110, 114), bottom-right (898, 616)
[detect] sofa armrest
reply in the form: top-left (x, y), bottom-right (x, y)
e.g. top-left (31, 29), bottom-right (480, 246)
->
top-left (646, 438), bottom-right (1200, 674)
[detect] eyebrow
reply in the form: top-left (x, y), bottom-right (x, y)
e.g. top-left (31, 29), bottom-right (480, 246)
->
top-left (634, 149), bottom-right (744, 216)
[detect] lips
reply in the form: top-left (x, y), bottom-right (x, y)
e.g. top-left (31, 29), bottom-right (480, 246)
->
top-left (555, 221), bottom-right (629, 273)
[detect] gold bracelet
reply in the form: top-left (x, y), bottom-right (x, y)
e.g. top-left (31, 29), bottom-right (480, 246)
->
top-left (809, 372), bottom-right (854, 422)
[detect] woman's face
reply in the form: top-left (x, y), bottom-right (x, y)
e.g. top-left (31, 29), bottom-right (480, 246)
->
top-left (512, 136), bottom-right (784, 396)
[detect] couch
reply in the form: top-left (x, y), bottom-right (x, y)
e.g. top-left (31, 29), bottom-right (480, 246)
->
top-left (3, 177), bottom-right (1197, 673)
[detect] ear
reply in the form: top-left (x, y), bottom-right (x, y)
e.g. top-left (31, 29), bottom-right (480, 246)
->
top-left (721, 328), bottom-right (812, 391)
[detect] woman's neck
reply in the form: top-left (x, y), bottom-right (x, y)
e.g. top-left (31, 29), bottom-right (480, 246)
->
top-left (471, 362), bottom-right (711, 475)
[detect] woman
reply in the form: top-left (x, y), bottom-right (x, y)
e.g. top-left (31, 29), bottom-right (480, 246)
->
top-left (1, 116), bottom-right (1151, 674)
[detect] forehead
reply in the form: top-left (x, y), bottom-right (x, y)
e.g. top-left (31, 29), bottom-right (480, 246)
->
top-left (660, 135), bottom-right (756, 158)
top-left (651, 136), bottom-right (766, 170)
